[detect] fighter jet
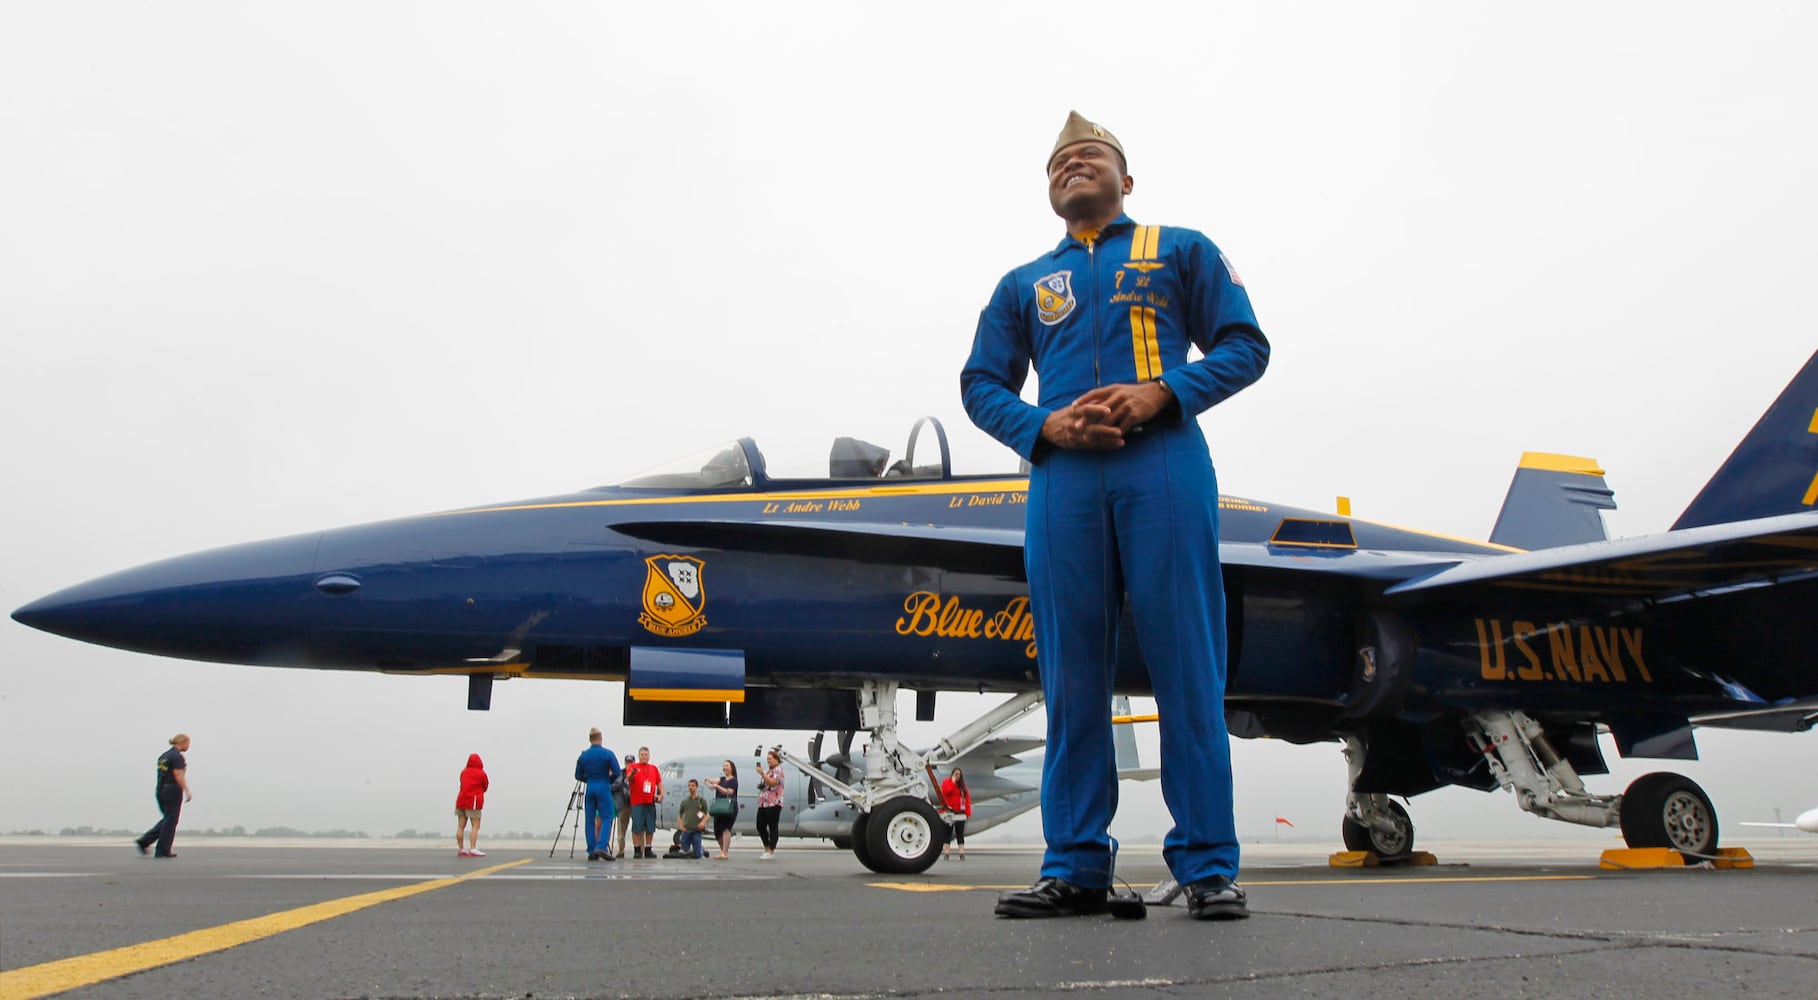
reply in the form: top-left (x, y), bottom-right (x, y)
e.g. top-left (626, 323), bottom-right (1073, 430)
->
top-left (15, 354), bottom-right (1818, 874)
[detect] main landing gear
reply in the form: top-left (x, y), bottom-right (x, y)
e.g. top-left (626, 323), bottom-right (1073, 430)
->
top-left (773, 681), bottom-right (1044, 875)
top-left (1341, 736), bottom-right (1418, 859)
top-left (1343, 710), bottom-right (1721, 859)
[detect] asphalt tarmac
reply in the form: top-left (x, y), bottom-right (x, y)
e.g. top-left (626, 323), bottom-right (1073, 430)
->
top-left (3, 837), bottom-right (1816, 999)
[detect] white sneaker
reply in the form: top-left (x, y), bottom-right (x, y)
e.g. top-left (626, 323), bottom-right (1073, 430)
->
top-left (457, 850), bottom-right (472, 857)
top-left (761, 851), bottom-right (775, 860)
top-left (468, 849), bottom-right (486, 857)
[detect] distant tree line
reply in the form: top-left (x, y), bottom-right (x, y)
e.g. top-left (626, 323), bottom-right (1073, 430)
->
top-left (7, 826), bottom-right (553, 839)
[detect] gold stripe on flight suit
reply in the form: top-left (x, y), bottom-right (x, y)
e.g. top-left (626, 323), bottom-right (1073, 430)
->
top-left (1128, 306), bottom-right (1162, 381)
top-left (1127, 227), bottom-right (1163, 380)
top-left (1129, 225), bottom-right (1159, 261)
top-left (1129, 306), bottom-right (1156, 380)
top-left (1143, 307), bottom-right (1163, 377)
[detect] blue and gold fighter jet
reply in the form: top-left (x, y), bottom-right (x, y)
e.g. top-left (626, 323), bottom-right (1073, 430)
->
top-left (15, 354), bottom-right (1818, 873)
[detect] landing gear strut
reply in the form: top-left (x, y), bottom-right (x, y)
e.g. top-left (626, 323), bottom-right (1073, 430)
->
top-left (1341, 735), bottom-right (1417, 859)
top-left (1465, 710), bottom-right (1721, 854)
top-left (1341, 714), bottom-right (1722, 858)
top-left (771, 681), bottom-right (1044, 874)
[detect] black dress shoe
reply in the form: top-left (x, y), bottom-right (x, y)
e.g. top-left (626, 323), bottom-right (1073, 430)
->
top-left (994, 877), bottom-right (1110, 918)
top-left (1184, 875), bottom-right (1249, 920)
top-left (135, 842), bottom-right (150, 856)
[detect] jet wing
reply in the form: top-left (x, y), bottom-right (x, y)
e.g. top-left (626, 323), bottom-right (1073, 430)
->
top-left (947, 735), bottom-right (1045, 775)
top-left (1385, 511), bottom-right (1818, 602)
top-left (1692, 697), bottom-right (1818, 734)
top-left (1216, 542), bottom-right (1465, 583)
top-left (949, 735), bottom-right (1045, 760)
top-left (942, 737), bottom-right (1045, 799)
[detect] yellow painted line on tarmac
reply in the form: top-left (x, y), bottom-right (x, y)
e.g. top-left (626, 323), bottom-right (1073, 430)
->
top-left (1245, 874), bottom-right (1594, 887)
top-left (0, 858), bottom-right (529, 1000)
top-left (872, 873), bottom-right (1593, 894)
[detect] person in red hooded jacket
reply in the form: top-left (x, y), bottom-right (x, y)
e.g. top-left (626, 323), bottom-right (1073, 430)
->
top-left (941, 767), bottom-right (972, 861)
top-left (455, 753), bottom-right (489, 858)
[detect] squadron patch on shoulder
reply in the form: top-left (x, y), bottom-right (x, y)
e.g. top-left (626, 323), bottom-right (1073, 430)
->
top-left (638, 554), bottom-right (708, 638)
top-left (1220, 252), bottom-right (1245, 287)
top-left (1033, 270), bottom-right (1076, 326)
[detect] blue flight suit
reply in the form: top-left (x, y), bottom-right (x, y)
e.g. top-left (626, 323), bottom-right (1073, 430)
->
top-left (575, 744), bottom-right (623, 854)
top-left (961, 215), bottom-right (1268, 890)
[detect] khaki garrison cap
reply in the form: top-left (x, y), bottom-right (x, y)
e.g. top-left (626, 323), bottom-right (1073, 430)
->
top-left (1048, 111), bottom-right (1125, 170)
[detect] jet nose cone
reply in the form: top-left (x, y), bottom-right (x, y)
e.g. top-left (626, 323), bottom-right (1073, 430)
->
top-left (11, 593), bottom-right (82, 635)
top-left (13, 532), bottom-right (323, 664)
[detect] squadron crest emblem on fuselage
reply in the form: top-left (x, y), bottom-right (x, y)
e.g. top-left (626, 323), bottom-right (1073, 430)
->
top-left (638, 554), bottom-right (707, 637)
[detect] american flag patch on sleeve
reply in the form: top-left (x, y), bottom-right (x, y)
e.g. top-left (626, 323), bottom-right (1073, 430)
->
top-left (1219, 252), bottom-right (1245, 287)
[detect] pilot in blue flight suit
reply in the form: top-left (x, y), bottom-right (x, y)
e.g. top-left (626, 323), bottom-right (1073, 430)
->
top-left (576, 727), bottom-right (624, 861)
top-left (962, 112), bottom-right (1269, 920)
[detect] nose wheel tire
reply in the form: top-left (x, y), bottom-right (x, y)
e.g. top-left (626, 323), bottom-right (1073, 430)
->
top-left (1620, 772), bottom-right (1718, 856)
top-left (1341, 798), bottom-right (1414, 858)
top-left (849, 814), bottom-right (879, 872)
top-left (856, 797), bottom-right (946, 874)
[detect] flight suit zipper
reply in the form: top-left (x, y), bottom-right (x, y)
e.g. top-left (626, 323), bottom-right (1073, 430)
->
top-left (1087, 238), bottom-right (1100, 388)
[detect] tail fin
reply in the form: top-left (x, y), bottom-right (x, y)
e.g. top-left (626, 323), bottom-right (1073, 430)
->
top-left (1488, 453), bottom-right (1616, 550)
top-left (1113, 696), bottom-right (1140, 770)
top-left (1112, 697), bottom-right (1160, 781)
top-left (1673, 349), bottom-right (1818, 530)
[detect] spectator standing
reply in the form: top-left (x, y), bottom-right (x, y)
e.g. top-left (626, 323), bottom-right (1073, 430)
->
top-left (455, 753), bottom-right (489, 858)
top-left (705, 759), bottom-right (740, 860)
top-left (941, 767), bottom-right (972, 861)
top-left (624, 747), bottom-right (665, 859)
top-left (610, 754), bottom-right (634, 858)
top-left (754, 749), bottom-right (784, 859)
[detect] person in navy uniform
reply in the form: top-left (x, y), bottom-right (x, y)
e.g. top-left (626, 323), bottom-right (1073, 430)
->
top-left (135, 733), bottom-right (192, 858)
top-left (575, 727), bottom-right (624, 861)
top-left (962, 112), bottom-right (1269, 920)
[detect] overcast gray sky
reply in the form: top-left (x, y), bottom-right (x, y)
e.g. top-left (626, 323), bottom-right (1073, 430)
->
top-left (4, 3), bottom-right (1816, 849)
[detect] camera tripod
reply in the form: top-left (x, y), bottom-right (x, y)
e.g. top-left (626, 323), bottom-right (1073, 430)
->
top-left (549, 781), bottom-right (586, 858)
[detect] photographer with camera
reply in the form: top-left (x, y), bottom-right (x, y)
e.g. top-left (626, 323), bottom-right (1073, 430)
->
top-left (609, 754), bottom-right (634, 857)
top-left (753, 748), bottom-right (784, 860)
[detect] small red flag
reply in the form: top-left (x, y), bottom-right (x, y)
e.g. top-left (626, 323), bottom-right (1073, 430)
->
top-left (1274, 816), bottom-right (1294, 828)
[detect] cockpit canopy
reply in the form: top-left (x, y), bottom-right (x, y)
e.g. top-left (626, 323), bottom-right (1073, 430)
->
top-left (611, 417), bottom-right (957, 490)
top-left (617, 442), bottom-right (755, 490)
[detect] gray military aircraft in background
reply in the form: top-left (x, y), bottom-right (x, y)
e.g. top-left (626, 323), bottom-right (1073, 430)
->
top-left (1739, 807), bottom-right (1818, 835)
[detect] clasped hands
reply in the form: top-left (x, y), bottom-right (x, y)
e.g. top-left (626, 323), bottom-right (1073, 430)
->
top-left (1040, 381), bottom-right (1171, 451)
